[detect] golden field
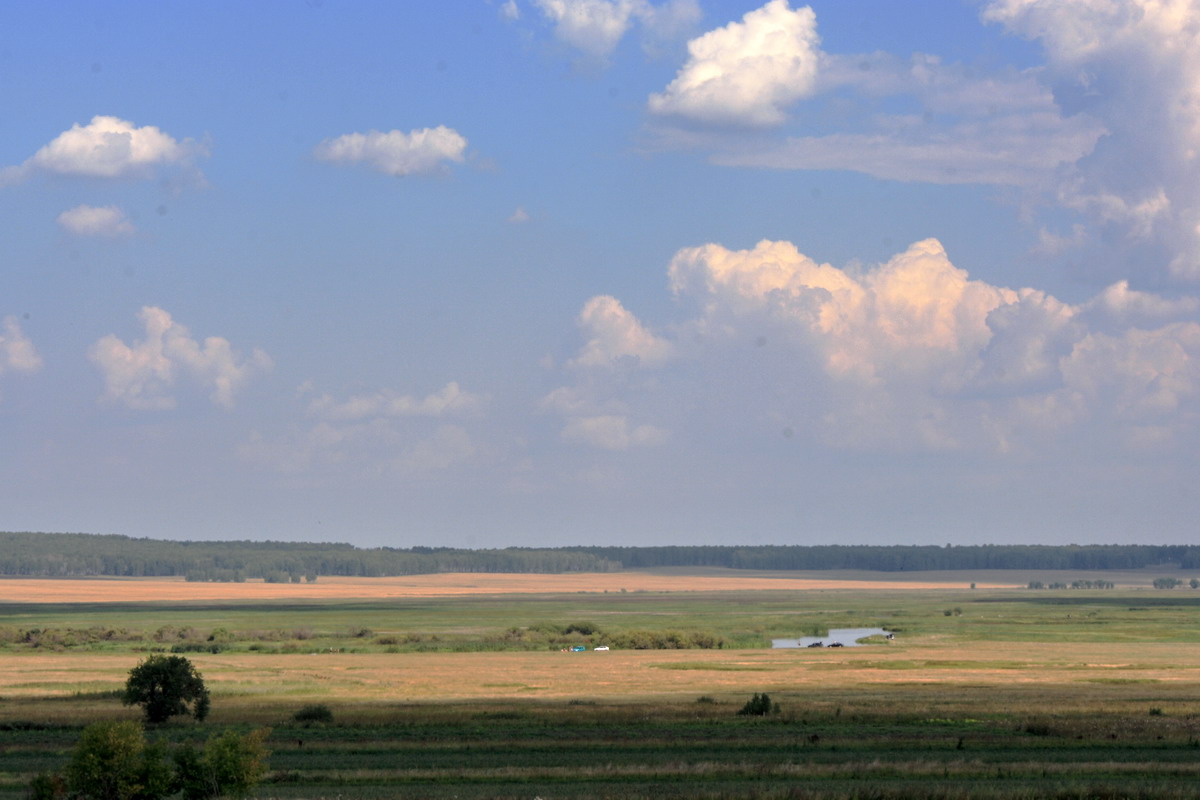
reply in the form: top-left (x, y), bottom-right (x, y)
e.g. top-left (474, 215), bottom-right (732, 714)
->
top-left (4, 641), bottom-right (1200, 721)
top-left (0, 571), bottom-right (1027, 603)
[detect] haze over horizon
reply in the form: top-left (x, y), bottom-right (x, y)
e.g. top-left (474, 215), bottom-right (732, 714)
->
top-left (3, 1), bottom-right (1199, 548)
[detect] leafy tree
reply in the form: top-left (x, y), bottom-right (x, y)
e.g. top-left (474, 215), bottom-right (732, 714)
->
top-left (123, 655), bottom-right (210, 724)
top-left (173, 728), bottom-right (271, 800)
top-left (64, 721), bottom-right (171, 800)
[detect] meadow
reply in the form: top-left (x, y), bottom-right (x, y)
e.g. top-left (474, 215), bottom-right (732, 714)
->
top-left (1, 570), bottom-right (1199, 798)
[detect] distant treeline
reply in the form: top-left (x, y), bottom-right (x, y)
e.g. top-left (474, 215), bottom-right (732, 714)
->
top-left (0, 532), bottom-right (619, 579)
top-left (563, 544), bottom-right (1200, 572)
top-left (0, 532), bottom-right (1196, 579)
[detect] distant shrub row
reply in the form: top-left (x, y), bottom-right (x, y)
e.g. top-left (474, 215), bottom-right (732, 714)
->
top-left (494, 622), bottom-right (724, 650)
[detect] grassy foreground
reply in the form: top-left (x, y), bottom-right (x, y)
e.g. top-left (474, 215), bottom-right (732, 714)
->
top-left (1, 574), bottom-right (1199, 798)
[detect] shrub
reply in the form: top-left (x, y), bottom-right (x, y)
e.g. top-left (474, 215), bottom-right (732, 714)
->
top-left (292, 704), bottom-right (334, 725)
top-left (123, 655), bottom-right (210, 724)
top-left (737, 693), bottom-right (779, 716)
top-left (26, 772), bottom-right (66, 800)
top-left (209, 728), bottom-right (270, 799)
top-left (174, 728), bottom-right (271, 800)
top-left (65, 721), bottom-right (172, 800)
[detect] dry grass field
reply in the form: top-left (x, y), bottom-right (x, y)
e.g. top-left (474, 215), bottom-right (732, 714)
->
top-left (0, 571), bottom-right (1023, 604)
top-left (3, 640), bottom-right (1199, 722)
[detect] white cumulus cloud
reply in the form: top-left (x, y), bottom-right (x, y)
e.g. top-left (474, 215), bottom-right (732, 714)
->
top-left (88, 307), bottom-right (271, 410)
top-left (532, 0), bottom-right (700, 60)
top-left (314, 126), bottom-right (467, 177)
top-left (648, 0), bottom-right (820, 126)
top-left (570, 295), bottom-right (673, 368)
top-left (56, 205), bottom-right (135, 237)
top-left (3, 116), bottom-right (204, 184)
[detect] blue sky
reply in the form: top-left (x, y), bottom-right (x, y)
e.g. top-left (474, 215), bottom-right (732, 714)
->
top-left (3, 0), bottom-right (1199, 548)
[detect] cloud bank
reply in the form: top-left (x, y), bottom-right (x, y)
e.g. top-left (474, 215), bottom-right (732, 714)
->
top-left (550, 236), bottom-right (1200, 457)
top-left (983, 0), bottom-right (1200, 281)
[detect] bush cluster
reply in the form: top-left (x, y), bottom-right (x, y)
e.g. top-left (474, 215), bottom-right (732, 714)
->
top-left (30, 721), bottom-right (270, 800)
top-left (292, 704), bottom-right (334, 725)
top-left (737, 693), bottom-right (780, 716)
top-left (493, 622), bottom-right (724, 650)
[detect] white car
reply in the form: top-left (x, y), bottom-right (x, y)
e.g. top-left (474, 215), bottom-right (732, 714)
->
top-left (594, 645), bottom-right (610, 651)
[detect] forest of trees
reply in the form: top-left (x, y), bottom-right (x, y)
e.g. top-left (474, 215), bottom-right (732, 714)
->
top-left (0, 532), bottom-right (1197, 579)
top-left (566, 544), bottom-right (1200, 572)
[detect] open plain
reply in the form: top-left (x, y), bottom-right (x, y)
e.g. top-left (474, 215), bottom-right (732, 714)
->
top-left (2, 570), bottom-right (1199, 798)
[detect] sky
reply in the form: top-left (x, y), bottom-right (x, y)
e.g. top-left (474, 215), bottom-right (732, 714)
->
top-left (3, 0), bottom-right (1200, 549)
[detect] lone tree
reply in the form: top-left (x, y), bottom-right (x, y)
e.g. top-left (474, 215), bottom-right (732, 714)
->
top-left (123, 655), bottom-right (210, 724)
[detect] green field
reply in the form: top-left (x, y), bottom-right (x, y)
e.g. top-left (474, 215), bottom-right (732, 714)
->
top-left (3, 576), bottom-right (1200, 798)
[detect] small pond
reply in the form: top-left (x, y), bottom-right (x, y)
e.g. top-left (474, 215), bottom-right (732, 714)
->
top-left (772, 627), bottom-right (890, 648)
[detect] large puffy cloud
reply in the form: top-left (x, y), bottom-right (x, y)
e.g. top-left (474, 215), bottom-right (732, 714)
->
top-left (982, 0), bottom-right (1200, 280)
top-left (553, 236), bottom-right (1200, 454)
top-left (56, 205), bottom-right (135, 237)
top-left (669, 238), bottom-right (1013, 382)
top-left (648, 0), bottom-right (820, 126)
top-left (0, 316), bottom-right (42, 376)
top-left (314, 126), bottom-right (467, 177)
top-left (2, 116), bottom-right (204, 184)
top-left (88, 307), bottom-right (271, 410)
top-left (529, 0), bottom-right (700, 60)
